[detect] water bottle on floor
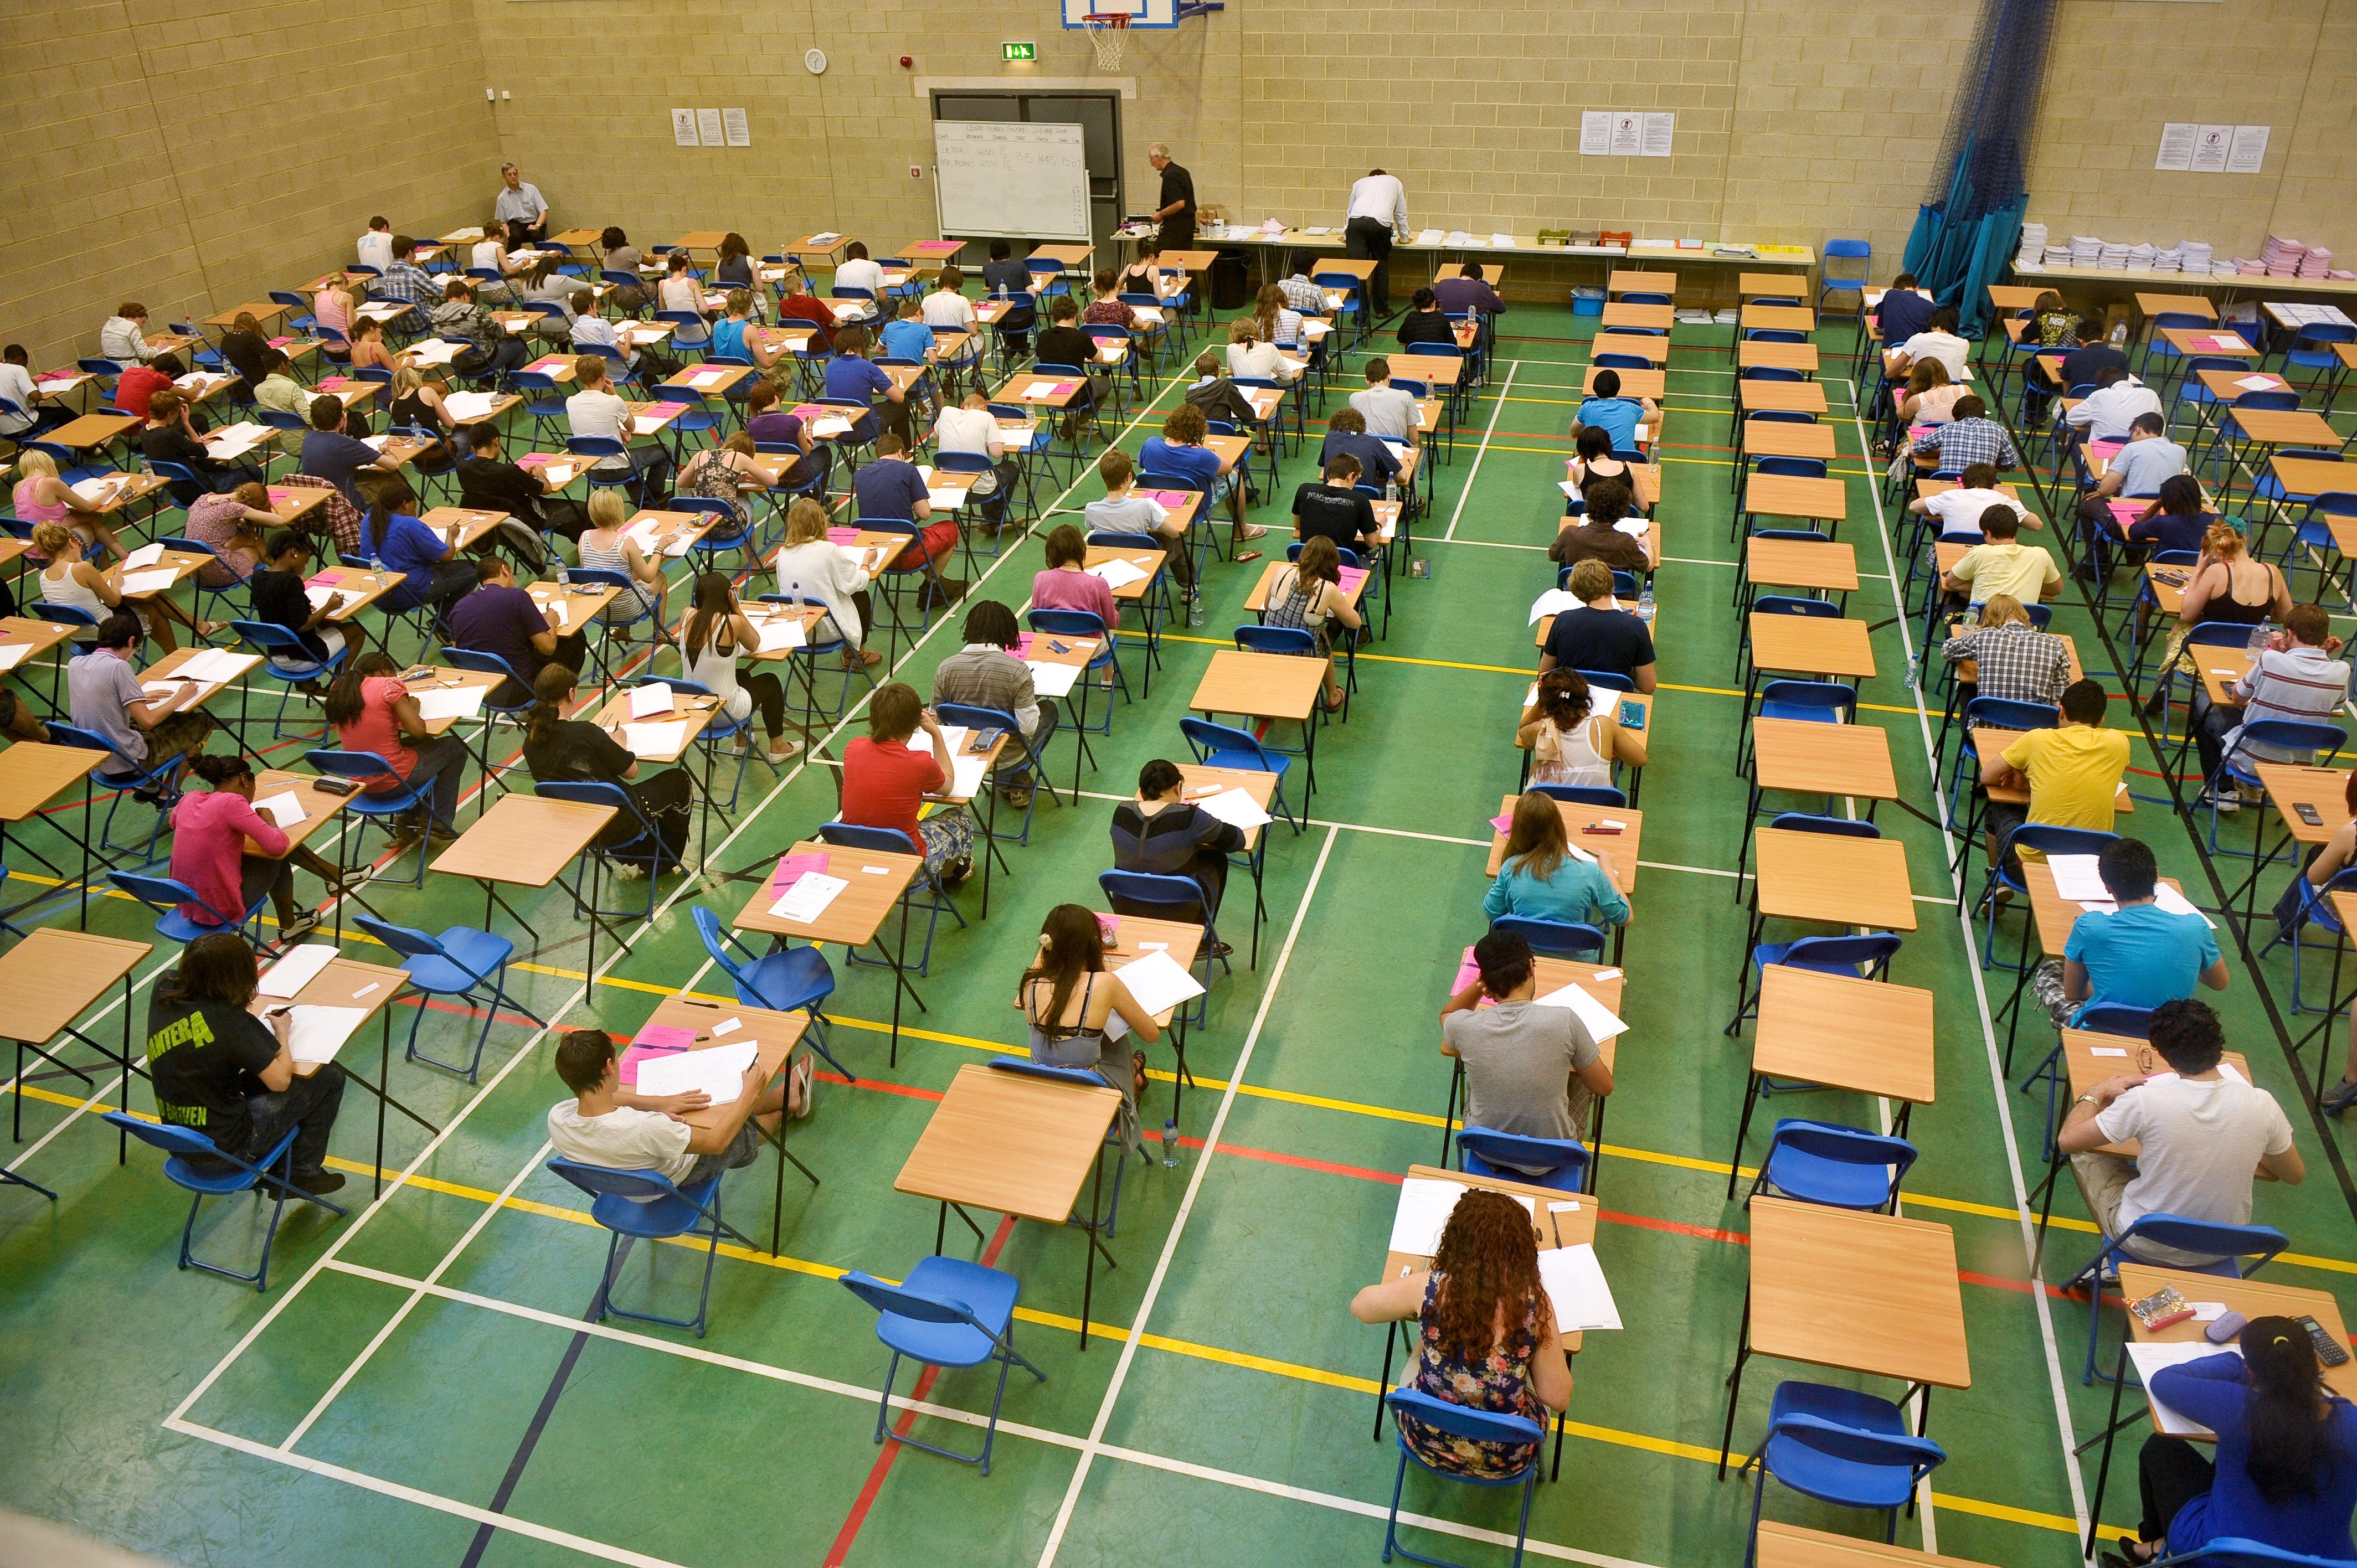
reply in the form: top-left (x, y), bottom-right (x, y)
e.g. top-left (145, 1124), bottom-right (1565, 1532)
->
top-left (1163, 1117), bottom-right (1181, 1167)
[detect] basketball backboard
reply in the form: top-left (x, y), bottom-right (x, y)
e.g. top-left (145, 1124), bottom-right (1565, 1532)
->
top-left (1060, 0), bottom-right (1180, 27)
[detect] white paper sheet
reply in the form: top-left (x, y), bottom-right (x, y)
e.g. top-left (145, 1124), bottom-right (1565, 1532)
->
top-left (413, 684), bottom-right (488, 722)
top-left (1113, 948), bottom-right (1207, 1017)
top-left (1196, 788), bottom-right (1272, 830)
top-left (176, 648), bottom-right (249, 684)
top-left (2234, 374), bottom-right (2279, 391)
top-left (1531, 982), bottom-right (1629, 1042)
top-left (770, 870), bottom-right (847, 924)
top-left (949, 754), bottom-right (986, 800)
top-left (621, 719), bottom-right (688, 757)
top-left (1387, 1176), bottom-right (1535, 1257)
top-left (0, 645), bottom-right (31, 673)
top-left (542, 596), bottom-right (569, 627)
top-left (907, 725), bottom-right (969, 756)
top-left (1540, 1242), bottom-right (1623, 1331)
top-left (119, 569), bottom-right (181, 595)
top-left (304, 585), bottom-right (341, 610)
top-left (1027, 659), bottom-right (1082, 697)
top-left (253, 790), bottom-right (307, 828)
top-left (2047, 853), bottom-right (2109, 902)
top-left (1088, 557), bottom-right (1150, 589)
top-left (442, 390), bottom-right (500, 421)
top-left (2153, 884), bottom-right (2216, 927)
top-left (754, 618), bottom-right (806, 652)
top-left (70, 477), bottom-right (126, 504)
top-left (635, 1040), bottom-right (758, 1105)
top-left (1527, 587), bottom-right (1577, 625)
top-left (122, 541), bottom-right (166, 569)
top-left (2127, 1341), bottom-right (2241, 1437)
top-left (284, 1004), bottom-right (369, 1065)
top-left (926, 489), bottom-right (966, 510)
top-left (628, 415), bottom-right (665, 435)
top-left (258, 943), bottom-right (340, 998)
top-left (406, 339), bottom-right (463, 366)
top-left (628, 683), bottom-right (676, 719)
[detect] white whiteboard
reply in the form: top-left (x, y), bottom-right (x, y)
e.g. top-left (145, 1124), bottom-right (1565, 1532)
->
top-left (932, 121), bottom-right (1090, 244)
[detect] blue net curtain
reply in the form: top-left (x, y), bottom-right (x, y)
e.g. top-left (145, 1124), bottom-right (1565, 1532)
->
top-left (1901, 0), bottom-right (2058, 338)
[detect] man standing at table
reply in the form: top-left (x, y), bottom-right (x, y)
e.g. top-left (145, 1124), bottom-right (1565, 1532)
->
top-left (494, 163), bottom-right (549, 249)
top-left (1345, 168), bottom-right (1410, 320)
top-left (1146, 143), bottom-right (1195, 252)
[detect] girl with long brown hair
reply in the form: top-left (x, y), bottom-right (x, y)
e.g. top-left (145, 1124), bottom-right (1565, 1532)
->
top-left (1017, 902), bottom-right (1162, 1123)
top-left (681, 570), bottom-right (799, 764)
top-left (1350, 1187), bottom-right (1572, 1478)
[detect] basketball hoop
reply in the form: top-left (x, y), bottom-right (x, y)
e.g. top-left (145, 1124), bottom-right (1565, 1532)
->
top-left (1082, 12), bottom-right (1131, 68)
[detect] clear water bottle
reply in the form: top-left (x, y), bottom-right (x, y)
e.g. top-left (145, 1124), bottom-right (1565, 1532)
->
top-left (1162, 1117), bottom-right (1181, 1167)
top-left (1187, 592), bottom-right (1203, 628)
top-left (2247, 620), bottom-right (2275, 659)
top-left (1636, 583), bottom-right (1655, 623)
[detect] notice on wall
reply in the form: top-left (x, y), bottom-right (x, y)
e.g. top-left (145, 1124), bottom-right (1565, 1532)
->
top-left (722, 107), bottom-right (750, 148)
top-left (2159, 122), bottom-right (2266, 173)
top-left (1578, 111), bottom-right (1609, 156)
top-left (2155, 121), bottom-right (2196, 170)
top-left (1609, 113), bottom-right (1643, 156)
top-left (1640, 112), bottom-right (1674, 157)
top-left (2226, 123), bottom-right (2268, 173)
top-left (2190, 123), bottom-right (2234, 172)
top-left (672, 108), bottom-right (699, 148)
top-left (697, 107), bottom-right (724, 147)
top-left (1580, 111), bottom-right (1670, 157)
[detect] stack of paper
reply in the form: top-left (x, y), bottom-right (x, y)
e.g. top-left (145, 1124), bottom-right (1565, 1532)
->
top-left (204, 421), bottom-right (274, 459)
top-left (120, 569), bottom-right (182, 596)
top-left (1531, 981), bottom-right (1629, 1042)
top-left (908, 724), bottom-right (970, 756)
top-left (1539, 1243), bottom-right (1623, 1332)
top-left (1196, 788), bottom-right (1272, 830)
top-left (621, 720), bottom-right (687, 757)
top-left (123, 541), bottom-right (167, 569)
top-left (1088, 557), bottom-right (1150, 589)
top-left (2128, 1342), bottom-right (2240, 1436)
top-left (177, 647), bottom-right (249, 684)
top-left (285, 1005), bottom-right (369, 1065)
top-left (948, 754), bottom-right (987, 800)
top-left (1027, 659), bottom-right (1083, 698)
top-left (442, 391), bottom-right (500, 421)
top-left (71, 477), bottom-right (125, 504)
top-left (2048, 854), bottom-right (2109, 902)
top-left (1527, 587), bottom-right (1578, 625)
top-left (754, 617), bottom-right (806, 653)
top-left (413, 684), bottom-right (488, 723)
top-left (0, 645), bottom-right (33, 673)
top-left (1387, 1176), bottom-right (1534, 1256)
top-left (628, 683), bottom-right (677, 719)
top-left (635, 1040), bottom-right (758, 1106)
top-left (771, 870), bottom-right (848, 925)
top-left (1111, 948), bottom-right (1207, 1017)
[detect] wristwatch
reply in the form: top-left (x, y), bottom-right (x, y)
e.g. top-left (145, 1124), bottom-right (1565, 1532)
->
top-left (2073, 1093), bottom-right (2103, 1111)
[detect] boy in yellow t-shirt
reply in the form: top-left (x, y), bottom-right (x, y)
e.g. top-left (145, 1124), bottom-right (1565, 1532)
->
top-left (1942, 504), bottom-right (2061, 607)
top-left (1979, 679), bottom-right (2128, 868)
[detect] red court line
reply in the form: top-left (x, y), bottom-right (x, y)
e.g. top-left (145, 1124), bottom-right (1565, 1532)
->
top-left (824, 1213), bottom-right (1017, 1566)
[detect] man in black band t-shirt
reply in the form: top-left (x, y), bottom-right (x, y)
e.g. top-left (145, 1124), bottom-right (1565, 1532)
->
top-left (1147, 142), bottom-right (1195, 251)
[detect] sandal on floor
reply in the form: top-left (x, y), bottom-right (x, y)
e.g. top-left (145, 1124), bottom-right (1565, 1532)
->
top-left (1132, 1049), bottom-right (1148, 1101)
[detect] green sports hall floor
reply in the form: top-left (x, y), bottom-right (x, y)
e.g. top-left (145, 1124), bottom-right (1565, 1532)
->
top-left (3, 292), bottom-right (2354, 1568)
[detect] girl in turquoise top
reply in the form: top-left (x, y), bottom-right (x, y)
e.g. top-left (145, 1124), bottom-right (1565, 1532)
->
top-left (1481, 791), bottom-right (1629, 929)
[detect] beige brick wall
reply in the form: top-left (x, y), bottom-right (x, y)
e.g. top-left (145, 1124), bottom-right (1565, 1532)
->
top-left (0, 0), bottom-right (502, 372)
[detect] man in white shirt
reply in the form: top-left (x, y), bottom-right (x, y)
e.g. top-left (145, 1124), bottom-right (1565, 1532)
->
top-left (1349, 357), bottom-right (1421, 447)
top-left (1907, 462), bottom-right (2035, 537)
top-left (99, 303), bottom-right (157, 365)
top-left (493, 163), bottom-right (548, 247)
top-left (2056, 998), bottom-right (2301, 1267)
top-left (0, 345), bottom-right (45, 437)
top-left (565, 354), bottom-right (671, 499)
top-left (1884, 306), bottom-right (1970, 381)
top-left (356, 216), bottom-right (394, 274)
top-left (545, 1029), bottom-right (803, 1200)
top-left (921, 266), bottom-right (982, 385)
top-left (1344, 168), bottom-right (1411, 318)
top-left (832, 243), bottom-right (886, 322)
top-left (2065, 365), bottom-right (2166, 442)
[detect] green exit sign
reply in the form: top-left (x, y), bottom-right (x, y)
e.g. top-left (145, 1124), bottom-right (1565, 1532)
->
top-left (1002, 40), bottom-right (1036, 59)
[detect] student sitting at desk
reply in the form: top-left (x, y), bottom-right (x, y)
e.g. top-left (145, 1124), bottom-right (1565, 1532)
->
top-left (313, 282), bottom-right (357, 361)
top-left (2192, 601), bottom-right (2349, 812)
top-left (182, 481), bottom-right (274, 590)
top-left (347, 319), bottom-right (402, 375)
top-left (679, 433), bottom-right (783, 533)
top-left (1036, 297), bottom-right (1110, 428)
top-left (853, 435), bottom-right (961, 607)
top-left (219, 311), bottom-right (272, 390)
top-left (148, 931), bottom-right (348, 1199)
top-left (2106, 472), bottom-right (2215, 560)
top-left (447, 553), bottom-right (584, 705)
top-left (370, 236), bottom-right (440, 312)
top-left (1939, 594), bottom-right (2072, 708)
top-left (879, 296), bottom-right (938, 370)
top-left (1978, 678), bottom-right (2127, 868)
top-left (357, 216), bottom-right (394, 274)
top-left (516, 257), bottom-right (580, 331)
top-left (1909, 462), bottom-right (2033, 538)
top-left (1548, 478), bottom-right (1648, 573)
top-left (934, 390), bottom-right (1011, 529)
top-left (932, 598), bottom-right (1051, 806)
top-left (1433, 262), bottom-right (1505, 320)
top-left (68, 612), bottom-right (215, 779)
top-left (1883, 304), bottom-right (1969, 381)
top-left (1087, 447), bottom-right (1193, 606)
top-left (656, 252), bottom-right (708, 321)
top-left (16, 451), bottom-right (125, 563)
top-left (1574, 368), bottom-right (1655, 456)
top-left (2026, 313), bottom-right (2120, 406)
top-left (143, 388), bottom-right (256, 504)
top-left (100, 301), bottom-right (158, 365)
top-left (1118, 243), bottom-right (1175, 300)
top-left (1519, 668), bottom-right (1645, 791)
top-left (841, 681), bottom-right (972, 884)
top-left (2066, 365), bottom-right (2164, 443)
top-left (327, 648), bottom-right (469, 843)
top-left (1437, 929), bottom-right (1614, 1172)
top-left (250, 350), bottom-right (309, 420)
top-left (1895, 358), bottom-right (1963, 430)
top-left (545, 1028), bottom-right (804, 1198)
top-left (2056, 997), bottom-right (2301, 1270)
top-left (1870, 274), bottom-right (1936, 361)
top-left (1910, 396), bottom-right (2019, 478)
top-left (743, 379), bottom-right (816, 487)
top-left (1080, 271), bottom-right (1136, 331)
top-left (112, 354), bottom-right (180, 424)
top-left (709, 291), bottom-right (766, 367)
top-left (833, 242), bottom-right (887, 321)
top-left (1032, 523), bottom-right (1120, 631)
top-left (467, 219), bottom-right (523, 306)
top-left (1253, 283), bottom-right (1307, 352)
top-left (569, 291), bottom-right (642, 381)
top-left (1263, 536), bottom-right (1360, 714)
top-left (1291, 453), bottom-right (1381, 558)
top-left (521, 662), bottom-right (693, 870)
top-left (0, 344), bottom-right (54, 440)
top-left (1111, 758), bottom-right (1247, 919)
top-left (1319, 406), bottom-right (1403, 497)
top-left (567, 354), bottom-right (673, 502)
top-left (358, 477), bottom-right (472, 619)
top-left (1563, 425), bottom-right (1632, 509)
top-left (1184, 350), bottom-right (1260, 430)
top-left (1394, 287), bottom-right (1455, 348)
top-left (171, 752), bottom-right (350, 943)
top-left (712, 233), bottom-right (755, 292)
top-left (2114, 1317), bottom-right (2357, 1568)
top-left (1349, 357), bottom-right (1421, 447)
top-left (770, 272), bottom-right (837, 354)
top-left (1538, 559), bottom-right (1655, 692)
top-left (2075, 412), bottom-right (2187, 572)
top-left (1020, 904), bottom-right (1161, 1134)
top-left (1942, 502), bottom-right (2055, 604)
top-left (1483, 790), bottom-right (1629, 930)
top-left (823, 325), bottom-right (905, 447)
top-left (979, 240), bottom-right (1038, 355)
top-left (2049, 837), bottom-right (2226, 1028)
top-left (1144, 403), bottom-right (1265, 549)
top-left (458, 424), bottom-right (588, 548)
top-left (922, 266), bottom-right (982, 387)
top-left (385, 365), bottom-right (458, 476)
top-left (680, 570), bottom-right (800, 765)
top-left (246, 531), bottom-right (345, 683)
top-left (1227, 317), bottom-right (1298, 388)
top-left (775, 497), bottom-right (879, 669)
top-left (37, 521), bottom-right (200, 651)
top-left (1349, 1184), bottom-right (1573, 1481)
top-left (598, 226), bottom-right (642, 276)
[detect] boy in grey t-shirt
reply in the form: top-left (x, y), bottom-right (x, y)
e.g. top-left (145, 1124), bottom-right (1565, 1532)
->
top-left (66, 614), bottom-right (214, 777)
top-left (1083, 447), bottom-right (1196, 600)
top-left (1439, 930), bottom-right (1613, 1175)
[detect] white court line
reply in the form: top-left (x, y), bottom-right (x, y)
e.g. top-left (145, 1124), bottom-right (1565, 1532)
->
top-left (1036, 824), bottom-right (1341, 1568)
top-left (1442, 359), bottom-right (1519, 542)
top-left (1847, 376), bottom-right (2087, 1549)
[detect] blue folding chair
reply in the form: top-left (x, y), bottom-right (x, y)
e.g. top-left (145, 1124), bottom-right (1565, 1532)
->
top-left (1978, 824), bottom-right (2118, 968)
top-left (1726, 931), bottom-right (1901, 1035)
top-left (758, 593), bottom-right (877, 728)
top-left (509, 370), bottom-right (570, 449)
top-left (1099, 868), bottom-right (1224, 1025)
top-left (1179, 716), bottom-right (1299, 833)
top-left (534, 780), bottom-right (670, 927)
top-left (106, 870), bottom-right (275, 952)
top-left (351, 913), bottom-right (544, 1082)
top-left (691, 905), bottom-right (851, 1082)
top-left (2206, 721), bottom-right (2348, 857)
top-left (1486, 913), bottom-right (1605, 960)
top-left (1380, 1387), bottom-right (1545, 1568)
top-left (816, 820), bottom-right (967, 978)
top-left (545, 1157), bottom-right (755, 1337)
top-left (1528, 783), bottom-right (1625, 808)
top-left (987, 1054), bottom-right (1145, 1235)
top-left (2258, 864), bottom-right (2357, 1022)
top-left (101, 1111), bottom-right (346, 1290)
top-left (47, 720), bottom-right (189, 863)
top-left (1740, 1381), bottom-right (1946, 1568)
top-left (1746, 1118), bottom-right (1917, 1211)
top-left (305, 747), bottom-right (450, 886)
top-left (2063, 1215), bottom-right (2287, 1384)
top-left (838, 1257), bottom-right (1046, 1476)
top-left (1457, 1126), bottom-right (1590, 1195)
top-left (936, 699), bottom-right (1055, 844)
top-left (229, 619), bottom-right (347, 739)
top-left (1028, 606), bottom-right (1127, 731)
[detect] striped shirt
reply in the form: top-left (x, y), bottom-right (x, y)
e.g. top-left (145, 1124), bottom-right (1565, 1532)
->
top-left (2229, 644), bottom-right (2351, 762)
top-left (371, 261), bottom-right (439, 307)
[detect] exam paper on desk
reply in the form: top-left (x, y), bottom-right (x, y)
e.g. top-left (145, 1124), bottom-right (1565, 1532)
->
top-left (1387, 1175), bottom-right (1535, 1257)
top-left (258, 943), bottom-right (340, 998)
top-left (635, 1040), bottom-right (759, 1106)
